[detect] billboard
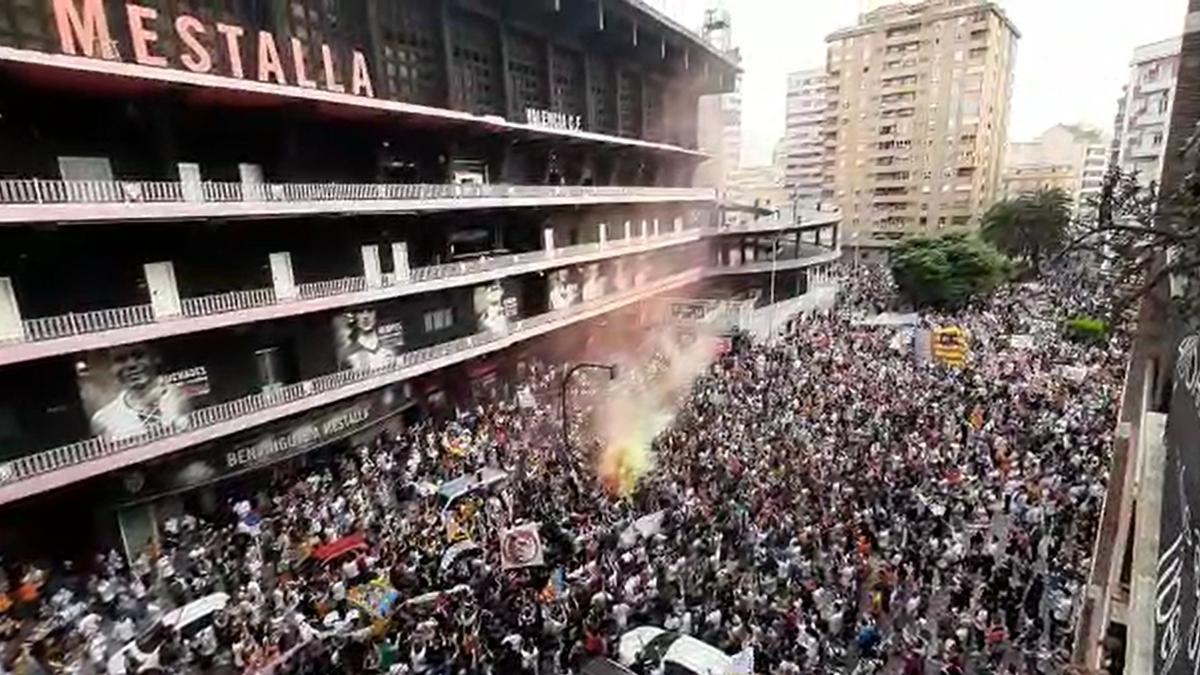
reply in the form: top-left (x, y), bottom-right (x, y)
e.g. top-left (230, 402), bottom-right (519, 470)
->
top-left (333, 308), bottom-right (405, 371)
top-left (114, 384), bottom-right (412, 502)
top-left (581, 263), bottom-right (606, 302)
top-left (76, 343), bottom-right (200, 441)
top-left (1156, 330), bottom-right (1200, 675)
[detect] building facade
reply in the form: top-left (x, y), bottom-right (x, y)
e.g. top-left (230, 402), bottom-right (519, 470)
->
top-left (1003, 123), bottom-right (1109, 211)
top-left (695, 7), bottom-right (741, 192)
top-left (824, 0), bottom-right (1018, 245)
top-left (783, 67), bottom-right (828, 204)
top-left (1112, 37), bottom-right (1182, 185)
top-left (0, 0), bottom-right (841, 555)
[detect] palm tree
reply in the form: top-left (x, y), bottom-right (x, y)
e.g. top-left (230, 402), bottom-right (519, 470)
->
top-left (981, 187), bottom-right (1071, 272)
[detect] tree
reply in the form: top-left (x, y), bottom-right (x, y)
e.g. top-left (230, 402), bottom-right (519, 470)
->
top-left (1064, 161), bottom-right (1200, 327)
top-left (981, 187), bottom-right (1071, 271)
top-left (890, 234), bottom-right (1009, 310)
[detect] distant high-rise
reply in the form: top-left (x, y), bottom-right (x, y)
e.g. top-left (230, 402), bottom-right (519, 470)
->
top-left (783, 69), bottom-right (829, 205)
top-left (825, 0), bottom-right (1019, 247)
top-left (1003, 124), bottom-right (1109, 213)
top-left (696, 7), bottom-right (742, 192)
top-left (1112, 37), bottom-right (1182, 186)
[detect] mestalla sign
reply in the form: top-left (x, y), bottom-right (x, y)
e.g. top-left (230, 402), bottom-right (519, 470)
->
top-left (51, 0), bottom-right (375, 97)
top-left (1156, 330), bottom-right (1200, 674)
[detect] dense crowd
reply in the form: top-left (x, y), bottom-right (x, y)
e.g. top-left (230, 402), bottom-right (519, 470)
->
top-left (0, 266), bottom-right (1127, 675)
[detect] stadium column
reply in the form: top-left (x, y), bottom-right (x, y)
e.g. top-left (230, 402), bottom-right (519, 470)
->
top-left (269, 253), bottom-right (298, 301)
top-left (599, 222), bottom-right (608, 249)
top-left (641, 219), bottom-right (649, 239)
top-left (653, 218), bottom-right (660, 237)
top-left (543, 227), bottom-right (556, 254)
top-left (0, 277), bottom-right (23, 343)
top-left (391, 243), bottom-right (411, 282)
top-left (362, 245), bottom-right (384, 289)
top-left (143, 262), bottom-right (182, 320)
top-left (624, 219), bottom-right (632, 240)
top-left (674, 216), bottom-right (683, 233)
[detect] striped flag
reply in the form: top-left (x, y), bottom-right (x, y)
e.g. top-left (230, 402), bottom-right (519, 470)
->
top-left (931, 326), bottom-right (969, 367)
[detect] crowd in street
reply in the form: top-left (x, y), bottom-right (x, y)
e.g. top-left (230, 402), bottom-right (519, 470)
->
top-left (0, 265), bottom-right (1127, 675)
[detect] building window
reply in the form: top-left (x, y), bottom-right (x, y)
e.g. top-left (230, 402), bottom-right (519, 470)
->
top-left (423, 308), bottom-right (455, 332)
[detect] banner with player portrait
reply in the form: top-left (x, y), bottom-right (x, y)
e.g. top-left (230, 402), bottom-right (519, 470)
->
top-left (474, 281), bottom-right (519, 334)
top-left (334, 307), bottom-right (406, 371)
top-left (548, 268), bottom-right (582, 311)
top-left (76, 343), bottom-right (201, 441)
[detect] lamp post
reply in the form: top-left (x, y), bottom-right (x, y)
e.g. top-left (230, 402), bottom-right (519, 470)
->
top-left (560, 362), bottom-right (618, 457)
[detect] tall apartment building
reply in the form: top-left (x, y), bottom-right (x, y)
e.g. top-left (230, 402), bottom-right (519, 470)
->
top-left (1112, 37), bottom-right (1183, 185)
top-left (783, 68), bottom-right (829, 204)
top-left (0, 0), bottom-right (842, 555)
top-left (696, 8), bottom-right (742, 192)
top-left (825, 0), bottom-right (1019, 246)
top-left (1003, 124), bottom-right (1109, 211)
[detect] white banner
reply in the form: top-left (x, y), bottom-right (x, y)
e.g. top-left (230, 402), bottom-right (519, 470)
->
top-left (500, 523), bottom-right (545, 570)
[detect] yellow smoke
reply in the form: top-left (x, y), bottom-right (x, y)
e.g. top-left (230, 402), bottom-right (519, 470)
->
top-left (595, 328), bottom-right (722, 497)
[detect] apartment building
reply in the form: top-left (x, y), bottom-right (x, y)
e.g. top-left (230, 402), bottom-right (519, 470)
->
top-left (783, 68), bottom-right (829, 204)
top-left (825, 0), bottom-right (1019, 246)
top-left (1003, 124), bottom-right (1109, 211)
top-left (1112, 37), bottom-right (1183, 186)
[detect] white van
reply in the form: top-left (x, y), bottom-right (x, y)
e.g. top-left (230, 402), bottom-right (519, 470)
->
top-left (617, 626), bottom-right (733, 675)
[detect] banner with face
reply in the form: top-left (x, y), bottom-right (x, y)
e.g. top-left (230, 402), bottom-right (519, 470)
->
top-left (76, 343), bottom-right (195, 441)
top-left (334, 307), bottom-right (405, 371)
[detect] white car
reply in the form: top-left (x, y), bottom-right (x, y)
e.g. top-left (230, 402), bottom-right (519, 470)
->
top-left (108, 593), bottom-right (230, 674)
top-left (617, 626), bottom-right (732, 675)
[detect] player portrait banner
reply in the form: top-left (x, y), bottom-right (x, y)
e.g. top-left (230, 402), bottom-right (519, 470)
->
top-left (333, 307), bottom-right (405, 371)
top-left (76, 342), bottom-right (201, 441)
top-left (548, 268), bottom-right (582, 310)
top-left (500, 523), bottom-right (545, 570)
top-left (474, 281), bottom-right (518, 335)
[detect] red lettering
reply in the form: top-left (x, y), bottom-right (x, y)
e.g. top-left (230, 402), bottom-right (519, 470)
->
top-left (350, 49), bottom-right (373, 98)
top-left (125, 4), bottom-right (167, 67)
top-left (51, 0), bottom-right (113, 58)
top-left (216, 23), bottom-right (245, 78)
top-left (321, 44), bottom-right (345, 93)
top-left (290, 37), bottom-right (316, 88)
top-left (257, 31), bottom-right (286, 84)
top-left (175, 15), bottom-right (211, 73)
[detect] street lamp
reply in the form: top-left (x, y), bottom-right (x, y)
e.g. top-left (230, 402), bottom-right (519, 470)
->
top-left (560, 362), bottom-right (619, 457)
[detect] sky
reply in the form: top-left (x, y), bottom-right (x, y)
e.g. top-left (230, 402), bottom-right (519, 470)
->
top-left (650, 0), bottom-right (1190, 167)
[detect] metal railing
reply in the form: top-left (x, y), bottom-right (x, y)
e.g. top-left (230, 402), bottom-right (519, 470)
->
top-left (7, 231), bottom-right (698, 345)
top-left (0, 179), bottom-right (714, 206)
top-left (0, 271), bottom-right (697, 487)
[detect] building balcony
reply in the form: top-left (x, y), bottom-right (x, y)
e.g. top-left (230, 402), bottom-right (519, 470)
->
top-left (707, 246), bottom-right (841, 276)
top-left (711, 208), bottom-right (840, 236)
top-left (0, 268), bottom-right (703, 505)
top-left (0, 179), bottom-right (716, 225)
top-left (0, 229), bottom-right (703, 367)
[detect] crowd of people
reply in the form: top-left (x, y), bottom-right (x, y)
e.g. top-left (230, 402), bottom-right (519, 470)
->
top-left (0, 265), bottom-right (1128, 675)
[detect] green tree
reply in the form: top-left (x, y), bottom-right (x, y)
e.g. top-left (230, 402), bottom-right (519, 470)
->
top-left (981, 187), bottom-right (1071, 271)
top-left (890, 234), bottom-right (1009, 309)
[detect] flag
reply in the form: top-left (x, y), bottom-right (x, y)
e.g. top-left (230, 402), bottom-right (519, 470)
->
top-left (728, 647), bottom-right (754, 674)
top-left (539, 567), bottom-right (566, 603)
top-left (931, 326), bottom-right (969, 367)
top-left (500, 523), bottom-right (545, 570)
top-left (968, 405), bottom-right (984, 431)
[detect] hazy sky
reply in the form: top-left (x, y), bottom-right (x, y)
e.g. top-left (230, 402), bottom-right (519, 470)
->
top-left (651, 0), bottom-right (1189, 167)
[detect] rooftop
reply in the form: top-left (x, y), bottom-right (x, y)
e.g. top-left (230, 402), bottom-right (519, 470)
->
top-left (828, 0), bottom-right (1021, 42)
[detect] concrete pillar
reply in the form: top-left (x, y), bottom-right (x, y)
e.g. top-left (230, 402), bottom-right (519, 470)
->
top-left (653, 218), bottom-right (660, 237)
top-left (599, 222), bottom-right (608, 248)
top-left (674, 216), bottom-right (683, 233)
top-left (641, 219), bottom-right (649, 239)
top-left (624, 220), bottom-right (633, 240)
top-left (178, 162), bottom-right (203, 202)
top-left (269, 252), bottom-right (297, 301)
top-left (0, 277), bottom-right (23, 342)
top-left (391, 242), bottom-right (411, 282)
top-left (143, 262), bottom-right (182, 320)
top-left (361, 245), bottom-right (383, 289)
top-left (543, 227), bottom-right (556, 253)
